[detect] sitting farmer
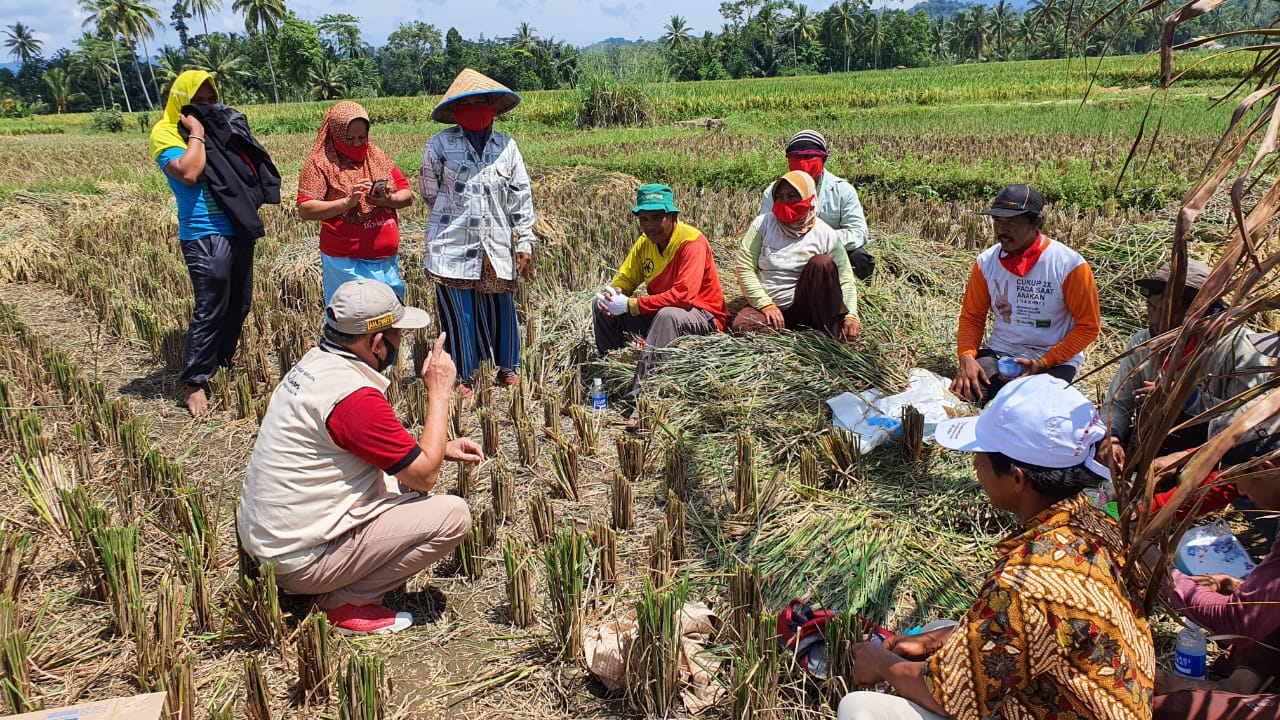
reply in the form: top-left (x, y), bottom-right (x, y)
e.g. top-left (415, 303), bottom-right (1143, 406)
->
top-left (950, 184), bottom-right (1101, 405)
top-left (593, 184), bottom-right (728, 401)
top-left (732, 170), bottom-right (861, 341)
top-left (237, 279), bottom-right (483, 635)
top-left (1099, 259), bottom-right (1269, 466)
top-left (759, 129), bottom-right (873, 279)
top-left (839, 374), bottom-right (1154, 720)
top-left (1153, 427), bottom-right (1280, 720)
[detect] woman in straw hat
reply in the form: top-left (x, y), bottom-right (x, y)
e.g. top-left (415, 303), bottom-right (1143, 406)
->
top-left (298, 101), bottom-right (414, 303)
top-left (419, 68), bottom-right (536, 397)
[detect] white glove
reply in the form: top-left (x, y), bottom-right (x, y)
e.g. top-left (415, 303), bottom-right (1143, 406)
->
top-left (602, 289), bottom-right (630, 316)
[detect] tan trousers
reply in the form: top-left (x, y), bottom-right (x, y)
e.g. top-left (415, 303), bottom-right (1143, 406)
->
top-left (274, 494), bottom-right (471, 610)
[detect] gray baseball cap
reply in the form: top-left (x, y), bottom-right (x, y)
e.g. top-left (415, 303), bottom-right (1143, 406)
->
top-left (325, 280), bottom-right (430, 335)
top-left (1135, 259), bottom-right (1212, 294)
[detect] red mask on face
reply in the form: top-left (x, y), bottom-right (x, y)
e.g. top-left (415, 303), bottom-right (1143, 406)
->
top-left (333, 137), bottom-right (368, 163)
top-left (788, 156), bottom-right (825, 180)
top-left (772, 198), bottom-right (814, 225)
top-left (455, 104), bottom-right (497, 132)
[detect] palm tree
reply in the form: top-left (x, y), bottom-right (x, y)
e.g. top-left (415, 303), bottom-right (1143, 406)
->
top-left (511, 22), bottom-right (537, 53)
top-left (187, 0), bottom-right (220, 36)
top-left (785, 3), bottom-right (820, 69)
top-left (78, 2), bottom-right (132, 111)
top-left (153, 44), bottom-right (187, 85)
top-left (43, 68), bottom-right (88, 112)
top-left (188, 32), bottom-right (248, 98)
top-left (827, 0), bottom-right (859, 71)
top-left (663, 15), bottom-right (693, 50)
top-left (231, 0), bottom-right (284, 103)
top-left (3, 23), bottom-right (43, 64)
top-left (929, 16), bottom-right (948, 61)
top-left (308, 54), bottom-right (344, 99)
top-left (74, 35), bottom-right (118, 108)
top-left (80, 0), bottom-right (161, 110)
top-left (989, 0), bottom-right (1017, 60)
top-left (856, 9), bottom-right (886, 69)
top-left (956, 4), bottom-right (989, 60)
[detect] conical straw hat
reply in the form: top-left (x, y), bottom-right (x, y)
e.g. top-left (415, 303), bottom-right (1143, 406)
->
top-left (431, 68), bottom-right (521, 123)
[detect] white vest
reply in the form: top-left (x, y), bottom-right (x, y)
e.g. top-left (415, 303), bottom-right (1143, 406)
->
top-left (237, 347), bottom-right (414, 572)
top-left (977, 238), bottom-right (1088, 368)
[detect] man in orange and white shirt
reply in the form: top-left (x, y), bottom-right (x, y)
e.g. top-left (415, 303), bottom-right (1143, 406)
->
top-left (950, 184), bottom-right (1101, 405)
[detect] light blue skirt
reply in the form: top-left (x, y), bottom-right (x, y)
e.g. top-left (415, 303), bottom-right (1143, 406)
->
top-left (321, 253), bottom-right (404, 303)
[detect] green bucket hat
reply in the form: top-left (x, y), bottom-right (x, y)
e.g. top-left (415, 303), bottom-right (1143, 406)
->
top-left (633, 184), bottom-right (679, 214)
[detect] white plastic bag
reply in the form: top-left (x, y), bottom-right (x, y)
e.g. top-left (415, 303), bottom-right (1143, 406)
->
top-left (1175, 520), bottom-right (1257, 577)
top-left (826, 368), bottom-right (966, 454)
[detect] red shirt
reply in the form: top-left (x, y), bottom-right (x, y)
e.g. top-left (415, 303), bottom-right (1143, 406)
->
top-left (325, 387), bottom-right (419, 473)
top-left (299, 167), bottom-right (409, 260)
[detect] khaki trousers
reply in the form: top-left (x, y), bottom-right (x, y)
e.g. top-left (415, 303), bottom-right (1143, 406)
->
top-left (274, 494), bottom-right (471, 610)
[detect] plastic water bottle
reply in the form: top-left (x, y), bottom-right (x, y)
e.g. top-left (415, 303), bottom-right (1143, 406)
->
top-left (1174, 622), bottom-right (1207, 680)
top-left (590, 378), bottom-right (607, 412)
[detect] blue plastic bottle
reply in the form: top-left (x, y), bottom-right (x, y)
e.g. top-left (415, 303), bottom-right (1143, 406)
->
top-left (590, 378), bottom-right (607, 412)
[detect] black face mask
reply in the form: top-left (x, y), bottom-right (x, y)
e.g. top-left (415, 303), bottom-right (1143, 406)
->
top-left (376, 338), bottom-right (399, 373)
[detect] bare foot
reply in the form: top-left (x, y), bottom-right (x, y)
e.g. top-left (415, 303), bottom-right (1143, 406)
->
top-left (185, 385), bottom-right (209, 417)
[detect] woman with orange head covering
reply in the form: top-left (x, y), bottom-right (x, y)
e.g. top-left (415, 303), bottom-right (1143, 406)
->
top-left (733, 170), bottom-right (861, 342)
top-left (298, 101), bottom-right (414, 302)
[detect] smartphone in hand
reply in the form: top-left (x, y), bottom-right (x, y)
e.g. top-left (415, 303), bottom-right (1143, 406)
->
top-left (371, 178), bottom-right (389, 197)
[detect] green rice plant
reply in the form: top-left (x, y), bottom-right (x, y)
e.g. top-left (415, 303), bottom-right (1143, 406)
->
top-left (89, 523), bottom-right (143, 638)
top-left (665, 491), bottom-right (687, 563)
top-left (234, 374), bottom-right (254, 419)
top-left (162, 653), bottom-right (195, 720)
top-left (563, 366), bottom-right (583, 409)
top-left (58, 485), bottom-right (107, 575)
top-left (479, 409), bottom-right (500, 458)
top-left (663, 440), bottom-right (690, 501)
top-left (901, 405), bottom-right (925, 464)
top-left (529, 492), bottom-right (555, 544)
top-left (820, 429), bottom-right (862, 488)
top-left (822, 610), bottom-right (862, 705)
top-left (503, 536), bottom-right (536, 628)
top-left (454, 521), bottom-right (485, 581)
top-left (137, 575), bottom-right (186, 687)
top-left (611, 471), bottom-right (633, 531)
top-left (568, 405), bottom-right (602, 455)
top-left (588, 521), bottom-right (616, 587)
top-left (181, 532), bottom-right (213, 634)
top-left (542, 391), bottom-right (561, 433)
top-left (15, 412), bottom-right (46, 460)
top-left (480, 507), bottom-right (497, 549)
top-left (295, 610), bottom-right (332, 706)
top-left (726, 563), bottom-right (763, 647)
top-left (338, 653), bottom-right (387, 720)
top-left (575, 71), bottom-right (653, 129)
top-left (450, 391), bottom-right (467, 438)
top-left (633, 396), bottom-right (666, 434)
top-left (543, 528), bottom-right (587, 660)
top-left (242, 656), bottom-right (271, 720)
top-left (490, 461), bottom-right (514, 523)
top-left (733, 433), bottom-right (757, 516)
top-left (226, 562), bottom-right (286, 650)
top-left (405, 380), bottom-right (428, 428)
top-left (615, 435), bottom-right (645, 482)
top-left (648, 522), bottom-right (671, 588)
top-left (798, 446), bottom-right (824, 497)
top-left (550, 438), bottom-right (580, 500)
top-left (453, 460), bottom-right (474, 498)
top-left (629, 578), bottom-right (686, 717)
top-left (206, 675), bottom-right (237, 720)
top-left (14, 455), bottom-right (71, 542)
top-left (0, 596), bottom-right (38, 715)
top-left (516, 418), bottom-right (538, 468)
top-left (509, 380), bottom-right (528, 425)
top-left (730, 615), bottom-right (782, 720)
top-left (0, 528), bottom-right (30, 601)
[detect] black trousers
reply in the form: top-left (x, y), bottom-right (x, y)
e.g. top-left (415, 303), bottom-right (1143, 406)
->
top-left (180, 234), bottom-right (254, 386)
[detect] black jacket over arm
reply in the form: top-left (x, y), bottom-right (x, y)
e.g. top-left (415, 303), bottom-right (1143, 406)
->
top-left (180, 103), bottom-right (281, 240)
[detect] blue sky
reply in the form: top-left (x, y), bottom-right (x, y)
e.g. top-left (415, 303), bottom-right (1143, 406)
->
top-left (4, 0), bottom-right (749, 58)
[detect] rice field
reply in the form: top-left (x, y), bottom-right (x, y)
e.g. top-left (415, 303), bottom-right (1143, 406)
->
top-left (0, 56), bottom-right (1253, 718)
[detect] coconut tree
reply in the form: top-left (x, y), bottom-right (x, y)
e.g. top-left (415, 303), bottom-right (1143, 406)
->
top-left (78, 2), bottom-right (132, 111)
top-left (784, 3), bottom-right (819, 69)
top-left (856, 8), bottom-right (886, 69)
top-left (154, 44), bottom-right (187, 85)
top-left (663, 15), bottom-right (693, 50)
top-left (3, 23), bottom-right (43, 64)
top-left (231, 0), bottom-right (284, 103)
top-left (79, 0), bottom-right (161, 110)
top-left (989, 0), bottom-right (1016, 60)
top-left (827, 0), bottom-right (859, 71)
top-left (73, 34), bottom-right (119, 108)
top-left (43, 68), bottom-right (88, 112)
top-left (511, 22), bottom-right (537, 53)
top-left (307, 55), bottom-right (344, 100)
top-left (188, 32), bottom-right (248, 99)
top-left (187, 0), bottom-right (221, 36)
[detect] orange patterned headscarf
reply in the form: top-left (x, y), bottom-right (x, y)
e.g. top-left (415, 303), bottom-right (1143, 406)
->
top-left (298, 101), bottom-right (398, 220)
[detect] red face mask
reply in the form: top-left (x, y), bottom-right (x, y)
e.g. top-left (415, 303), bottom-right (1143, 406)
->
top-left (455, 104), bottom-right (497, 132)
top-left (788, 156), bottom-right (825, 180)
top-left (333, 137), bottom-right (368, 163)
top-left (772, 198), bottom-right (814, 225)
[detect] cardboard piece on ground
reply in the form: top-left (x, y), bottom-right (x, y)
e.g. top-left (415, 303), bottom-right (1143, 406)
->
top-left (2, 692), bottom-right (166, 720)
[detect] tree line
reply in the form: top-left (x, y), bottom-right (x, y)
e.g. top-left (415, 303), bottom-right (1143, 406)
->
top-left (0, 0), bottom-right (1269, 116)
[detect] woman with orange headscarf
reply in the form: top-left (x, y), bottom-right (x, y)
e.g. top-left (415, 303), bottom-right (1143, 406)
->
top-left (298, 101), bottom-right (414, 302)
top-left (733, 170), bottom-right (861, 342)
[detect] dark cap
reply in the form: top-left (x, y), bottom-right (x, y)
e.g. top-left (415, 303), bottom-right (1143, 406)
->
top-left (978, 184), bottom-right (1044, 218)
top-left (1135, 259), bottom-right (1213, 296)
